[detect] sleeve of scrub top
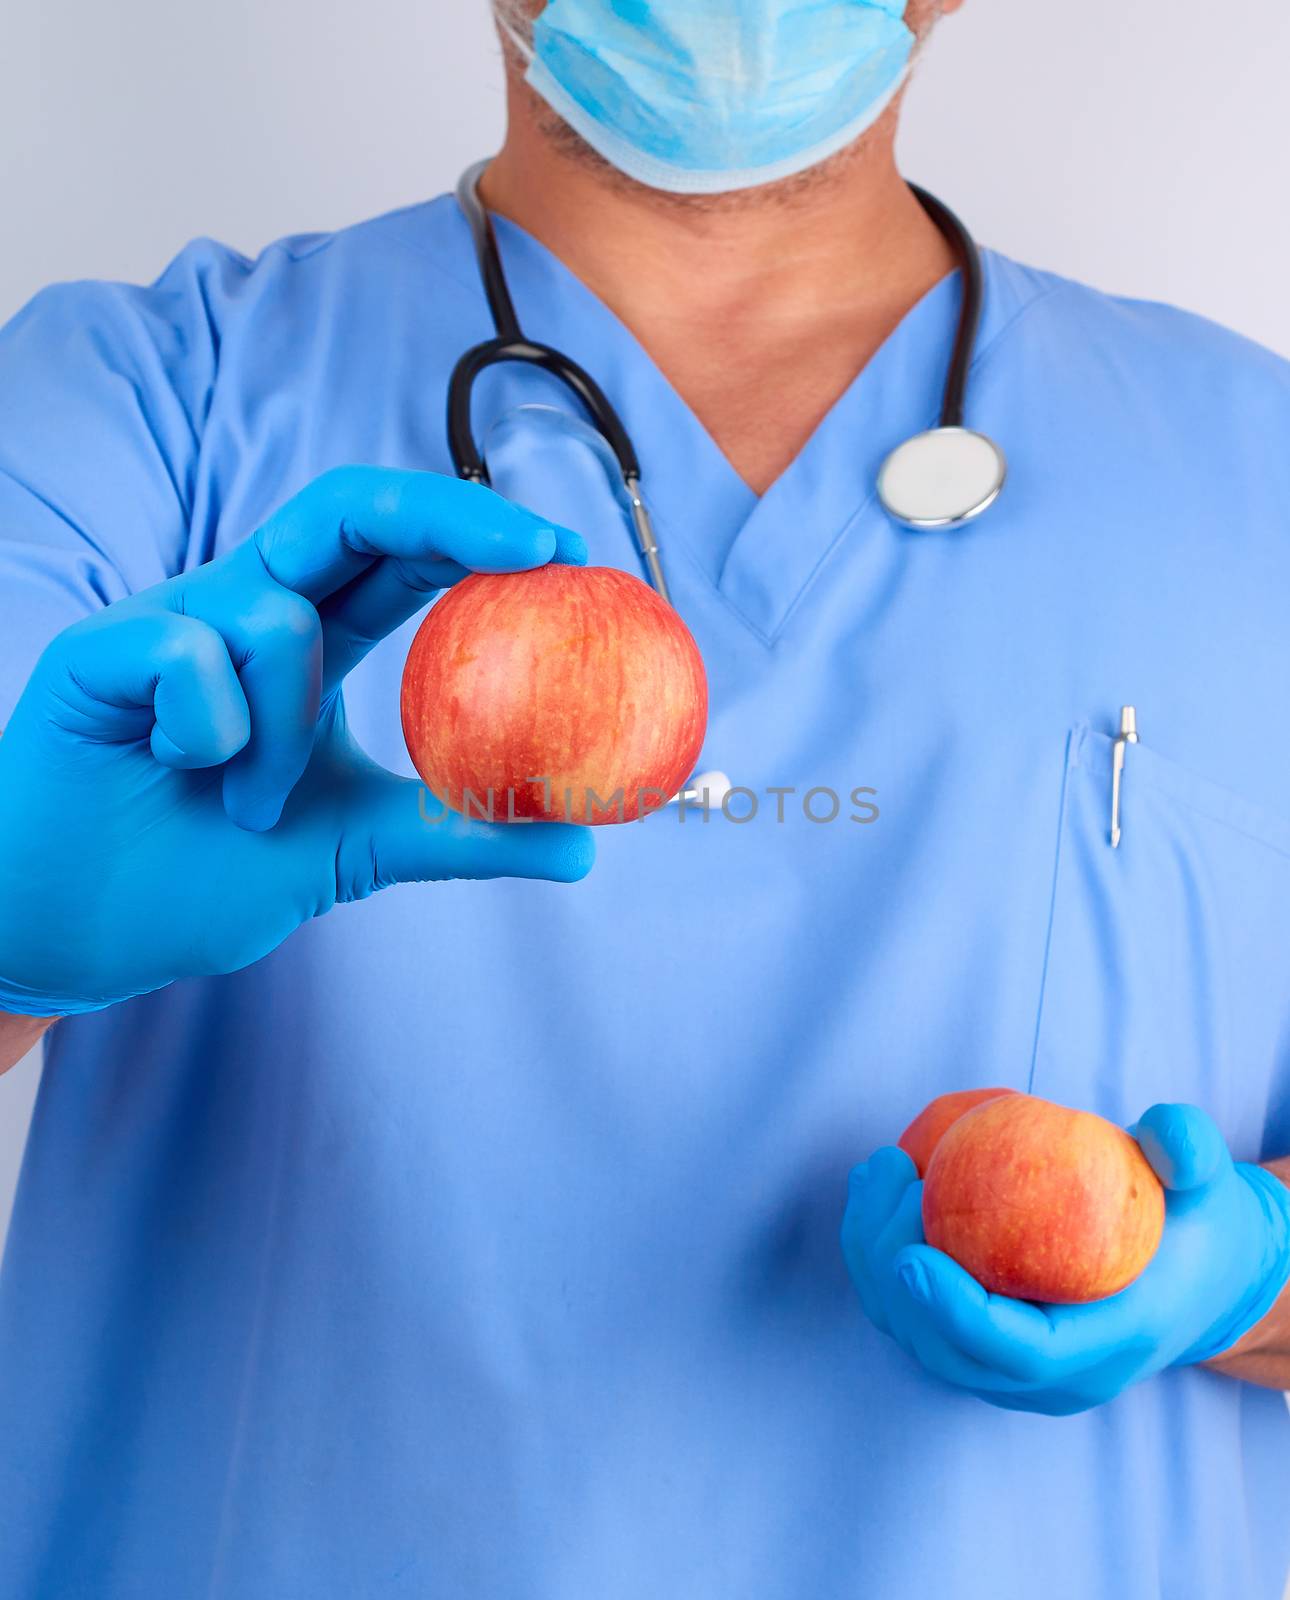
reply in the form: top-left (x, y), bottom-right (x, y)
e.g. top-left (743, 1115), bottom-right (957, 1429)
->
top-left (0, 239), bottom-right (247, 724)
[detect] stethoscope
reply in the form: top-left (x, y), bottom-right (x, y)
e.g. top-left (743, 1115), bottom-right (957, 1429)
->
top-left (448, 158), bottom-right (1007, 804)
top-left (449, 158), bottom-right (1006, 600)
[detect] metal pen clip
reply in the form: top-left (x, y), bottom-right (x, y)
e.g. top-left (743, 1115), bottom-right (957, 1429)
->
top-left (1110, 705), bottom-right (1138, 849)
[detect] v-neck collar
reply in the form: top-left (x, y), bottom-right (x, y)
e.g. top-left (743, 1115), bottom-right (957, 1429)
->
top-left (440, 197), bottom-right (1018, 644)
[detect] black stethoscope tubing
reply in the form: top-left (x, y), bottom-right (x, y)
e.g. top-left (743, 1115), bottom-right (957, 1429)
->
top-left (448, 157), bottom-right (993, 600)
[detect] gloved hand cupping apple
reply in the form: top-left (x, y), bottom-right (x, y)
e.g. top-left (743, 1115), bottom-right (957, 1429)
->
top-left (841, 1096), bottom-right (1290, 1415)
top-left (0, 468), bottom-right (596, 1017)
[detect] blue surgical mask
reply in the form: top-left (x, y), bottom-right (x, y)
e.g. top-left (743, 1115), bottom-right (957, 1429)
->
top-left (500, 0), bottom-right (915, 196)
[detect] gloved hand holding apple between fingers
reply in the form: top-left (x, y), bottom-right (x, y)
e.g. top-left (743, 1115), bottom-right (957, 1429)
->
top-left (840, 1095), bottom-right (1290, 1415)
top-left (0, 467), bottom-right (596, 1019)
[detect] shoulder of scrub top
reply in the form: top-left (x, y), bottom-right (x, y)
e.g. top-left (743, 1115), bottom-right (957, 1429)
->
top-left (0, 195), bottom-right (477, 600)
top-left (979, 247), bottom-right (1290, 415)
top-left (973, 249), bottom-right (1290, 537)
top-left (0, 194), bottom-right (483, 726)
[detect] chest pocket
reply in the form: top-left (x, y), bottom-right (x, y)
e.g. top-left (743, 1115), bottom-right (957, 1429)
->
top-left (1029, 725), bottom-right (1290, 1155)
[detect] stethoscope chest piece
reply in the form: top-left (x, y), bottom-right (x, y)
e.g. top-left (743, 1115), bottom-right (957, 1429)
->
top-left (877, 426), bottom-right (1007, 531)
top-left (454, 161), bottom-right (1005, 551)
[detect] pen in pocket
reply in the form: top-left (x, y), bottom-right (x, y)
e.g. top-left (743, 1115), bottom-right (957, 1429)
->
top-left (1110, 705), bottom-right (1139, 849)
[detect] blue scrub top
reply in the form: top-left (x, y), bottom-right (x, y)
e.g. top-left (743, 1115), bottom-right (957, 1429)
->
top-left (2, 195), bottom-right (1290, 1600)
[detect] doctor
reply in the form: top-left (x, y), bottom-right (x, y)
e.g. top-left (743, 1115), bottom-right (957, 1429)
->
top-left (2, 1), bottom-right (1289, 1595)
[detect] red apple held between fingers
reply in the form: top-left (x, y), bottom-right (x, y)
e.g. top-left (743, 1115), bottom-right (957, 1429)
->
top-left (922, 1093), bottom-right (1165, 1304)
top-left (401, 565), bottom-right (708, 824)
top-left (898, 1087), bottom-right (1017, 1177)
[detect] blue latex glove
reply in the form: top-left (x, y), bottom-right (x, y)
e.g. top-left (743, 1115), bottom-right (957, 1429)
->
top-left (0, 467), bottom-right (595, 1016)
top-left (841, 1104), bottom-right (1290, 1414)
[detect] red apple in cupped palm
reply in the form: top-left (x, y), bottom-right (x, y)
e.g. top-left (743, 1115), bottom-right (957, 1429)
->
top-left (401, 565), bottom-right (708, 824)
top-left (922, 1093), bottom-right (1165, 1304)
top-left (898, 1087), bottom-right (1017, 1177)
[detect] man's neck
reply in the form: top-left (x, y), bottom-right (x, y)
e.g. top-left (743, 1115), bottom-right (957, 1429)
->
top-left (480, 87), bottom-right (957, 495)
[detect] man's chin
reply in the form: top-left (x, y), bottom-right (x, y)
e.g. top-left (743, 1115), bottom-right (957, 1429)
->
top-left (529, 89), bottom-right (904, 213)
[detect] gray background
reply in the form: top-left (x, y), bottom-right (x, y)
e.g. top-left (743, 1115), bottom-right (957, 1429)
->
top-left (2, 0), bottom-right (1289, 1249)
